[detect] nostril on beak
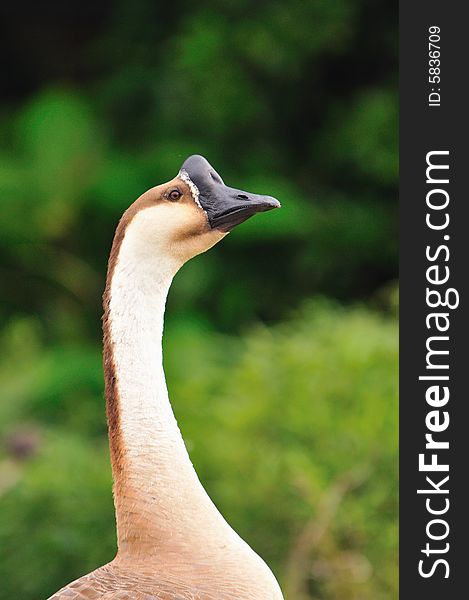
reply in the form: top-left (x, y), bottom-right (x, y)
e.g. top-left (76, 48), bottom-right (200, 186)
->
top-left (237, 194), bottom-right (249, 200)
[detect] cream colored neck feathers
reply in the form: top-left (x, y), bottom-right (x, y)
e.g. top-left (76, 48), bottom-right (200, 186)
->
top-left (105, 207), bottom-right (283, 598)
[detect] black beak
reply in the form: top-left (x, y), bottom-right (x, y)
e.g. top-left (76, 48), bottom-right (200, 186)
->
top-left (179, 155), bottom-right (281, 232)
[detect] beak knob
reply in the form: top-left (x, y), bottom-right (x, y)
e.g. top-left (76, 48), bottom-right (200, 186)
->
top-left (179, 155), bottom-right (281, 231)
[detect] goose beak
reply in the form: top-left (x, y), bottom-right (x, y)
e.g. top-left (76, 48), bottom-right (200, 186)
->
top-left (205, 188), bottom-right (280, 232)
top-left (179, 155), bottom-right (281, 232)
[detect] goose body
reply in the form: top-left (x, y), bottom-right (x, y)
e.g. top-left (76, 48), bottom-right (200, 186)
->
top-left (48, 156), bottom-right (283, 600)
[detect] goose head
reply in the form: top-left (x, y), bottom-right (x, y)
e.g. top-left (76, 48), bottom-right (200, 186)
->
top-left (122, 155), bottom-right (280, 268)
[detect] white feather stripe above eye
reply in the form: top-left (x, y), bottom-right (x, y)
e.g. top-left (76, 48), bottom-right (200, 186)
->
top-left (178, 169), bottom-right (203, 209)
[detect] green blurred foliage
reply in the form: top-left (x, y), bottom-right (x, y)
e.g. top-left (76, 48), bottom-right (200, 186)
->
top-left (0, 302), bottom-right (397, 600)
top-left (0, 0), bottom-right (397, 598)
top-left (1, 0), bottom-right (397, 332)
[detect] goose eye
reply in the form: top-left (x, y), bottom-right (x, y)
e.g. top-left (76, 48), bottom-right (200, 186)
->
top-left (168, 189), bottom-right (182, 201)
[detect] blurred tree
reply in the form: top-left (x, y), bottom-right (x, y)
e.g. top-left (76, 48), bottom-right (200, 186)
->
top-left (0, 1), bottom-right (397, 599)
top-left (0, 0), bottom-right (397, 333)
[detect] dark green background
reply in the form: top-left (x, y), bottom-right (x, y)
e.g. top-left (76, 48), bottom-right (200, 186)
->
top-left (0, 1), bottom-right (397, 599)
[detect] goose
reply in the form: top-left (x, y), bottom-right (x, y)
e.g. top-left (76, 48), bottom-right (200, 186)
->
top-left (48, 155), bottom-right (284, 600)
